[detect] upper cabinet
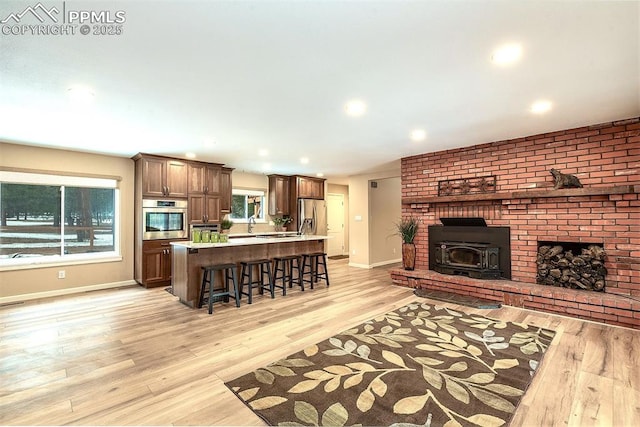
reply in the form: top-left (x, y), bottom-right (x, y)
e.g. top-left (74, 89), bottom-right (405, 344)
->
top-left (188, 162), bottom-right (221, 195)
top-left (220, 167), bottom-right (233, 214)
top-left (136, 155), bottom-right (188, 198)
top-left (294, 175), bottom-right (325, 200)
top-left (268, 175), bottom-right (290, 215)
top-left (188, 194), bottom-right (220, 224)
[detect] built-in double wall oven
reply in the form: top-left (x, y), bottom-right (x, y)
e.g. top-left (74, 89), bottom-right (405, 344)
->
top-left (142, 199), bottom-right (188, 240)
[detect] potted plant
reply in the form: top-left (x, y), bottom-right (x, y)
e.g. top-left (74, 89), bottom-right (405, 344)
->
top-left (395, 216), bottom-right (420, 270)
top-left (272, 216), bottom-right (292, 232)
top-left (220, 218), bottom-right (234, 233)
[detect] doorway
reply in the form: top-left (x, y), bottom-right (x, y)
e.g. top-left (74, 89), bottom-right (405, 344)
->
top-left (327, 193), bottom-right (345, 257)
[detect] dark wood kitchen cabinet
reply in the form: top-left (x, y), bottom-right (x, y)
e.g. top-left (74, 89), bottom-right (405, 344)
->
top-left (220, 167), bottom-right (233, 213)
top-left (188, 162), bottom-right (221, 195)
top-left (133, 152), bottom-right (233, 289)
top-left (268, 174), bottom-right (290, 215)
top-left (188, 194), bottom-right (220, 224)
top-left (294, 175), bottom-right (324, 200)
top-left (140, 240), bottom-right (174, 287)
top-left (136, 155), bottom-right (188, 198)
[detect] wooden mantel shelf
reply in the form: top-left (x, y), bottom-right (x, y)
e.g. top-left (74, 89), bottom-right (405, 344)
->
top-left (402, 184), bottom-right (637, 205)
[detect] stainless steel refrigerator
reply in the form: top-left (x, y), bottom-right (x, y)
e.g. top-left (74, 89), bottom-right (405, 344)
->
top-left (298, 199), bottom-right (327, 235)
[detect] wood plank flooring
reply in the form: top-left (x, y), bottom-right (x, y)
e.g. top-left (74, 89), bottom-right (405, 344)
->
top-left (1, 259), bottom-right (639, 426)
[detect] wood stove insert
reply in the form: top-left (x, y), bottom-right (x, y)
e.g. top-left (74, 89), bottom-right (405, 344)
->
top-left (428, 218), bottom-right (511, 279)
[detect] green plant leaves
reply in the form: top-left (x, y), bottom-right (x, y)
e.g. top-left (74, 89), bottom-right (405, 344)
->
top-left (293, 401), bottom-right (318, 425)
top-left (322, 402), bottom-right (349, 427)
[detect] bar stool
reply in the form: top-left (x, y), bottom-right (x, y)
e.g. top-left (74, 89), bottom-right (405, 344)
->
top-left (273, 255), bottom-right (303, 295)
top-left (240, 259), bottom-right (274, 304)
top-left (198, 263), bottom-right (240, 315)
top-left (301, 252), bottom-right (330, 289)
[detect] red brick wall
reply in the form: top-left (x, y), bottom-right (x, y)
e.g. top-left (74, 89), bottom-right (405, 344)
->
top-left (401, 117), bottom-right (640, 296)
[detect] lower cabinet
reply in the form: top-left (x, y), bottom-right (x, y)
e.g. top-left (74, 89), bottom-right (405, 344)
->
top-left (141, 240), bottom-right (174, 288)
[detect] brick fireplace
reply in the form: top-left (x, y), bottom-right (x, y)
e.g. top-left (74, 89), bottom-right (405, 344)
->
top-left (390, 117), bottom-right (640, 329)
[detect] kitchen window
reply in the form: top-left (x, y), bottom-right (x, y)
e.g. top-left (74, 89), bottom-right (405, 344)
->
top-left (0, 170), bottom-right (120, 268)
top-left (230, 189), bottom-right (266, 222)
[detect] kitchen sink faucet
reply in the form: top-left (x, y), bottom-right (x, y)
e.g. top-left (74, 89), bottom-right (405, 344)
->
top-left (248, 216), bottom-right (256, 233)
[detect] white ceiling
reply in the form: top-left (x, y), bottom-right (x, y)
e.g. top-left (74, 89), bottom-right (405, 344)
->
top-left (1, 1), bottom-right (639, 182)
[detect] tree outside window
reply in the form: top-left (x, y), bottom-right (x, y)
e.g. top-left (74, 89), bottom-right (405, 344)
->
top-left (230, 189), bottom-right (265, 221)
top-left (0, 172), bottom-right (118, 265)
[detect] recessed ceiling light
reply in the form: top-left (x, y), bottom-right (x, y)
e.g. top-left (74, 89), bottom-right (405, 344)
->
top-left (300, 157), bottom-right (309, 164)
top-left (344, 99), bottom-right (367, 117)
top-left (491, 43), bottom-right (522, 65)
top-left (185, 152), bottom-right (196, 159)
top-left (410, 129), bottom-right (427, 142)
top-left (258, 149), bottom-right (269, 157)
top-left (67, 84), bottom-right (95, 104)
top-left (316, 173), bottom-right (324, 178)
top-left (530, 100), bottom-right (552, 114)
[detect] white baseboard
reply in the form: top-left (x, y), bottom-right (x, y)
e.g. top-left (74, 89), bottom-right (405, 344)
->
top-left (348, 262), bottom-right (372, 269)
top-left (370, 258), bottom-right (402, 268)
top-left (0, 280), bottom-right (138, 305)
top-left (349, 258), bottom-right (402, 269)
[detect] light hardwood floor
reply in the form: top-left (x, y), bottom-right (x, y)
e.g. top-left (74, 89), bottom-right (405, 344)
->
top-left (1, 259), bottom-right (639, 426)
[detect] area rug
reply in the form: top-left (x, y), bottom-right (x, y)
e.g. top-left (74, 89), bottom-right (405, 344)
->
top-left (226, 301), bottom-right (556, 427)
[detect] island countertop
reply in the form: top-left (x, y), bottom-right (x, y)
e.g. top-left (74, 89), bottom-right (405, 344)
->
top-left (171, 235), bottom-right (328, 307)
top-left (171, 234), bottom-right (329, 249)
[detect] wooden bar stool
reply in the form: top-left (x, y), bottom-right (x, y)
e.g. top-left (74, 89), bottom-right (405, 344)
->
top-left (301, 252), bottom-right (330, 289)
top-left (240, 259), bottom-right (274, 304)
top-left (198, 263), bottom-right (240, 314)
top-left (273, 255), bottom-right (303, 295)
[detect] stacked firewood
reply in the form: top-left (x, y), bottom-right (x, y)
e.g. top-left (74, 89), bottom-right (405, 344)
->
top-left (537, 244), bottom-right (607, 291)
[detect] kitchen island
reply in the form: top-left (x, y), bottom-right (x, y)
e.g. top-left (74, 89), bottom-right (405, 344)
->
top-left (170, 235), bottom-right (329, 308)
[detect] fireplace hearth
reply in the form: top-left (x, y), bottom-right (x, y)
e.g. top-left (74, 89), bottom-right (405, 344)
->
top-left (428, 218), bottom-right (511, 280)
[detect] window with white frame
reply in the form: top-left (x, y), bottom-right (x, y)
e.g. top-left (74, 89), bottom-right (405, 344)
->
top-left (230, 188), bottom-right (266, 222)
top-left (0, 170), bottom-right (120, 268)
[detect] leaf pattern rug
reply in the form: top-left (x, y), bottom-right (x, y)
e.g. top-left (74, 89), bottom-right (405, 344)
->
top-left (225, 301), bottom-right (556, 427)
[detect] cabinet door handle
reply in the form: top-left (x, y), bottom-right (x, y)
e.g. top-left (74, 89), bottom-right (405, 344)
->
top-left (205, 186), bottom-right (208, 194)
top-left (165, 186), bottom-right (170, 195)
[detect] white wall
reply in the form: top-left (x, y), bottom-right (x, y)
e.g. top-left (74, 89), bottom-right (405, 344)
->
top-left (0, 142), bottom-right (136, 302)
top-left (347, 162), bottom-right (401, 268)
top-left (369, 177), bottom-right (402, 266)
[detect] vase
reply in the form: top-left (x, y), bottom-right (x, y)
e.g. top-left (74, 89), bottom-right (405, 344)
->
top-left (402, 242), bottom-right (416, 271)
